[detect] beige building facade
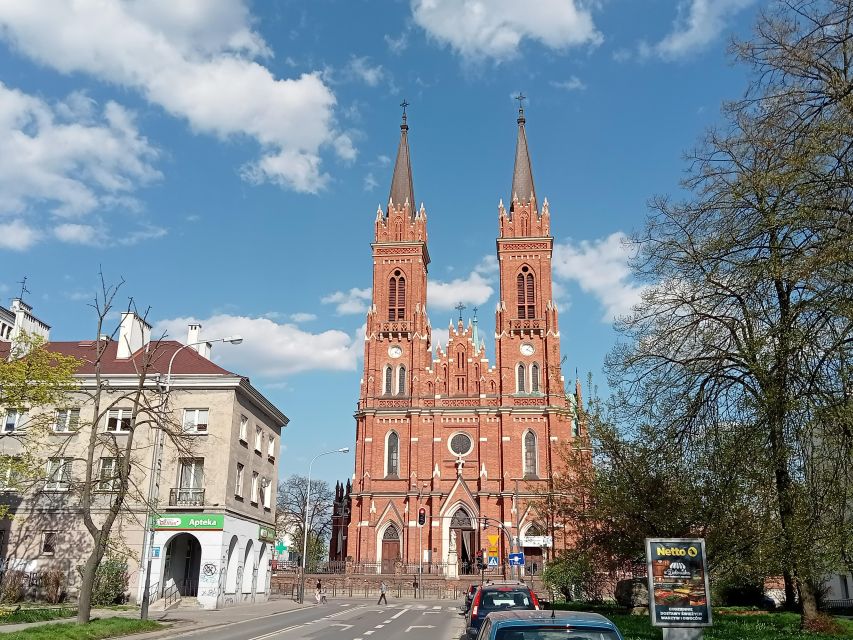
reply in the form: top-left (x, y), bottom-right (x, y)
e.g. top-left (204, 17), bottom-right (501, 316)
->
top-left (0, 310), bottom-right (288, 610)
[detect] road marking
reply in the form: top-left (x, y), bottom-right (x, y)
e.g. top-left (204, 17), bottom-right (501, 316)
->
top-left (405, 625), bottom-right (436, 632)
top-left (432, 605), bottom-right (442, 609)
top-left (383, 619), bottom-right (393, 623)
top-left (364, 631), bottom-right (374, 636)
top-left (375, 624), bottom-right (385, 628)
top-left (391, 609), bottom-right (408, 619)
top-left (415, 605), bottom-right (426, 609)
top-left (330, 623), bottom-right (353, 630)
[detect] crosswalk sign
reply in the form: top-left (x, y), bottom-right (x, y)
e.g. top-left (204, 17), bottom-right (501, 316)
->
top-left (487, 555), bottom-right (499, 567)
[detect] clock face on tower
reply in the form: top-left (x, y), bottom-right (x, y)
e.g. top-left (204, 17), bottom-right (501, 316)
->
top-left (388, 346), bottom-right (403, 359)
top-left (520, 343), bottom-right (535, 356)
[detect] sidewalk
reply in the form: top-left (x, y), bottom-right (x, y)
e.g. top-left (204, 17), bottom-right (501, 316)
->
top-left (0, 598), bottom-right (308, 636)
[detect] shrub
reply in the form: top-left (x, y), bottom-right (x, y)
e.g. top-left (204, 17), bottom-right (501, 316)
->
top-left (713, 577), bottom-right (766, 607)
top-left (1, 570), bottom-right (26, 603)
top-left (43, 568), bottom-right (65, 604)
top-left (91, 557), bottom-right (129, 606)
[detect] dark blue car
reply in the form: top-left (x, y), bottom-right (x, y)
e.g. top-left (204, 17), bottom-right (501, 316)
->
top-left (476, 610), bottom-right (625, 640)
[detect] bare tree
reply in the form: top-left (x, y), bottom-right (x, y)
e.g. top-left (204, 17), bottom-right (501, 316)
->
top-left (276, 475), bottom-right (333, 568)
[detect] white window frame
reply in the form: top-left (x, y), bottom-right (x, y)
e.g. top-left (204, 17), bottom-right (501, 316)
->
top-left (41, 531), bottom-right (57, 555)
top-left (267, 435), bottom-right (276, 459)
top-left (3, 409), bottom-right (22, 433)
top-left (239, 415), bottom-right (248, 442)
top-left (98, 457), bottom-right (119, 492)
top-left (262, 478), bottom-right (271, 509)
top-left (179, 458), bottom-right (205, 489)
top-left (254, 426), bottom-right (262, 453)
top-left (251, 472), bottom-right (259, 504)
top-left (105, 408), bottom-right (132, 433)
top-left (0, 456), bottom-right (20, 491)
top-left (45, 457), bottom-right (72, 491)
top-left (235, 463), bottom-right (244, 498)
top-left (182, 408), bottom-right (209, 434)
top-left (54, 408), bottom-right (80, 433)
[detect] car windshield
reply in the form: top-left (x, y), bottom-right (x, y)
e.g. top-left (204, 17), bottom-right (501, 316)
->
top-left (479, 590), bottom-right (534, 611)
top-left (495, 627), bottom-right (620, 640)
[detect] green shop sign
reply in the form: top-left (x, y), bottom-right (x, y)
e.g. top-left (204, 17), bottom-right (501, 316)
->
top-left (259, 525), bottom-right (276, 542)
top-left (153, 514), bottom-right (224, 531)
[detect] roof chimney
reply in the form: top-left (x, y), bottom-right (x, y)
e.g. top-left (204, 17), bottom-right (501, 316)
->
top-left (117, 312), bottom-right (151, 359)
top-left (187, 323), bottom-right (212, 359)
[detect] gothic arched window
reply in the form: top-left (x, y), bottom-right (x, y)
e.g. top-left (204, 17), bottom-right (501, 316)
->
top-left (517, 266), bottom-right (535, 318)
top-left (384, 366), bottom-right (393, 395)
top-left (517, 273), bottom-right (526, 318)
top-left (456, 346), bottom-right (466, 370)
top-left (523, 430), bottom-right (538, 477)
top-left (517, 364), bottom-right (526, 393)
top-left (388, 270), bottom-right (406, 321)
top-left (526, 272), bottom-right (535, 318)
top-left (386, 432), bottom-right (399, 477)
top-left (397, 366), bottom-right (406, 396)
top-left (531, 363), bottom-right (540, 393)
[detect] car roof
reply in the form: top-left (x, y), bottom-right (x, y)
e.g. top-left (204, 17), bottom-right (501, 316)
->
top-left (485, 610), bottom-right (618, 629)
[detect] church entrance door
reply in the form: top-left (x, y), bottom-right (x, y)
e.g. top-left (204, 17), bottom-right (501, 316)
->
top-left (381, 525), bottom-right (400, 574)
top-left (449, 509), bottom-right (476, 575)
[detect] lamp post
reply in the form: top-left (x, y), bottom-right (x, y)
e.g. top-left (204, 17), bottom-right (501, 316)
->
top-left (139, 335), bottom-right (243, 620)
top-left (298, 447), bottom-right (349, 604)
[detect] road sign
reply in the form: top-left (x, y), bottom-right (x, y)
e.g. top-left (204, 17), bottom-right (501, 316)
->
top-left (487, 534), bottom-right (500, 547)
top-left (487, 555), bottom-right (499, 567)
top-left (520, 535), bottom-right (553, 548)
top-left (150, 546), bottom-right (161, 559)
top-left (508, 552), bottom-right (525, 566)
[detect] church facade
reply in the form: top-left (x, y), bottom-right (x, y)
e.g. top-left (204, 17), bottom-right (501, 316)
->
top-left (339, 106), bottom-right (585, 574)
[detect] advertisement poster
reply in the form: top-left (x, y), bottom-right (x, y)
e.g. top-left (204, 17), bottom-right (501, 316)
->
top-left (646, 538), bottom-right (712, 628)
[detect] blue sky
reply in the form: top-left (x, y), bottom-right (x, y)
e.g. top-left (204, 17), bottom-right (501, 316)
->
top-left (0, 0), bottom-right (760, 487)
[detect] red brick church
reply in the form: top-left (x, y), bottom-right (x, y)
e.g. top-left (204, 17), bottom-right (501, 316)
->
top-left (330, 104), bottom-right (586, 575)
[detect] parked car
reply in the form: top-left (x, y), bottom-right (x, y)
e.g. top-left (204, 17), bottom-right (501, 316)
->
top-left (476, 610), bottom-right (625, 640)
top-left (466, 582), bottom-right (540, 639)
top-left (464, 584), bottom-right (479, 611)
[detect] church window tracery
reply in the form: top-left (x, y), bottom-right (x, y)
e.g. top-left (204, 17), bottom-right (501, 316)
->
top-left (517, 363), bottom-right (526, 393)
top-left (517, 266), bottom-right (535, 318)
top-left (388, 270), bottom-right (406, 320)
top-left (383, 366), bottom-right (393, 395)
top-left (523, 430), bottom-right (538, 477)
top-left (386, 431), bottom-right (399, 477)
top-left (531, 363), bottom-right (540, 393)
top-left (397, 366), bottom-right (406, 396)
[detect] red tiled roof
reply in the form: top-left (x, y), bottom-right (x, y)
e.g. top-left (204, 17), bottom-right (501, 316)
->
top-left (1, 339), bottom-right (234, 376)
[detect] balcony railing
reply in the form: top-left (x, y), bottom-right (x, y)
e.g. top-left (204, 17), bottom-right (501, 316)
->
top-left (169, 487), bottom-right (205, 507)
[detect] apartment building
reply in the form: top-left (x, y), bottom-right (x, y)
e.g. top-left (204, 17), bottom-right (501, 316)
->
top-left (0, 308), bottom-right (289, 610)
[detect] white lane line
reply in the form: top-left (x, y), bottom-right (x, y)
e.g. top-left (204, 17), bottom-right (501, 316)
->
top-left (375, 624), bottom-right (385, 628)
top-left (416, 605), bottom-right (426, 609)
top-left (432, 605), bottom-right (442, 609)
top-left (383, 619), bottom-right (393, 623)
top-left (364, 631), bottom-right (375, 636)
top-left (391, 608), bottom-right (408, 619)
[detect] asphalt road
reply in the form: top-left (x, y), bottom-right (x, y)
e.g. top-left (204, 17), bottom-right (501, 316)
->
top-left (171, 600), bottom-right (466, 640)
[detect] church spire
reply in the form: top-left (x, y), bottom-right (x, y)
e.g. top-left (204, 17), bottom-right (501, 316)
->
top-left (510, 93), bottom-right (536, 214)
top-left (388, 99), bottom-right (416, 218)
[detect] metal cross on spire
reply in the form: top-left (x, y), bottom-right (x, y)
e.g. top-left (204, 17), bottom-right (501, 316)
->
top-left (400, 98), bottom-right (409, 124)
top-left (515, 92), bottom-right (526, 115)
top-left (455, 302), bottom-right (466, 322)
top-left (17, 276), bottom-right (29, 302)
top-left (472, 306), bottom-right (478, 319)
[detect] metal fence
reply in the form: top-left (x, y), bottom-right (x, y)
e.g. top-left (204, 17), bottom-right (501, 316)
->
top-left (270, 579), bottom-right (465, 601)
top-left (273, 561), bottom-right (518, 577)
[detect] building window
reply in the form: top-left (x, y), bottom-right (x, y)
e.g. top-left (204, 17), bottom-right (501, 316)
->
top-left (268, 436), bottom-right (276, 459)
top-left (3, 409), bottom-right (21, 433)
top-left (255, 427), bottom-right (263, 453)
top-left (397, 366), bottom-right (406, 396)
top-left (449, 432), bottom-right (473, 457)
top-left (571, 415), bottom-right (580, 437)
top-left (235, 463), bottom-right (244, 498)
top-left (517, 364), bottom-right (526, 393)
top-left (45, 457), bottom-right (72, 491)
top-left (98, 457), bottom-right (119, 491)
top-left (517, 267), bottom-right (535, 318)
top-left (182, 409), bottom-right (209, 434)
top-left (106, 408), bottom-right (131, 433)
top-left (251, 471), bottom-right (259, 504)
top-left (239, 415), bottom-right (248, 442)
top-left (41, 531), bottom-right (57, 555)
top-left (523, 431), bottom-right (538, 478)
top-left (384, 365), bottom-right (393, 395)
top-left (0, 456), bottom-right (20, 491)
top-left (386, 431), bottom-right (399, 478)
top-left (387, 270), bottom-right (406, 321)
top-left (531, 363), bottom-right (540, 393)
top-left (54, 409), bottom-right (80, 433)
top-left (262, 478), bottom-right (272, 509)
top-left (179, 458), bottom-right (204, 490)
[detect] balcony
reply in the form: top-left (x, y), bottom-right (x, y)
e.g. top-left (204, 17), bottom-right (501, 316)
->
top-left (169, 487), bottom-right (205, 507)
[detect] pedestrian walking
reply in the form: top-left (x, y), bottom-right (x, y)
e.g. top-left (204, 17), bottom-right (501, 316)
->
top-left (377, 580), bottom-right (388, 605)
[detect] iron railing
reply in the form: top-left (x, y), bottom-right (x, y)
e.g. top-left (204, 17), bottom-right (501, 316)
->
top-left (169, 488), bottom-right (205, 507)
top-left (163, 581), bottom-right (181, 608)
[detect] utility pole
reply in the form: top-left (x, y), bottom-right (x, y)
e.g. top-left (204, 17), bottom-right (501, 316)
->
top-left (514, 479), bottom-right (522, 581)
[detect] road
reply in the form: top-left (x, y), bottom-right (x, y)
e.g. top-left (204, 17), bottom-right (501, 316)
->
top-left (171, 600), bottom-right (466, 640)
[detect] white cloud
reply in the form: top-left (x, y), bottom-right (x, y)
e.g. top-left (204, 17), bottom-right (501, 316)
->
top-left (289, 312), bottom-right (317, 323)
top-left (154, 314), bottom-right (358, 378)
top-left (53, 221), bottom-right (166, 246)
top-left (412, 0), bottom-right (602, 61)
top-left (0, 1), bottom-right (342, 193)
top-left (428, 270), bottom-right (494, 311)
top-left (0, 219), bottom-right (40, 251)
top-left (346, 56), bottom-right (386, 87)
top-left (364, 172), bottom-right (378, 192)
top-left (652, 0), bottom-right (757, 60)
top-left (0, 83), bottom-right (160, 220)
top-left (550, 76), bottom-right (586, 91)
top-left (322, 287), bottom-right (373, 315)
top-left (385, 32), bottom-right (409, 55)
top-left (552, 232), bottom-right (646, 322)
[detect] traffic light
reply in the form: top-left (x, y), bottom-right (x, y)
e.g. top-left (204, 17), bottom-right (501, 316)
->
top-left (475, 550), bottom-right (485, 571)
top-left (418, 507), bottom-right (426, 526)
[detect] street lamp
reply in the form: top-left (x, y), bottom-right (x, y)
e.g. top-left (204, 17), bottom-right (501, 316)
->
top-left (140, 335), bottom-right (243, 620)
top-left (299, 447), bottom-right (350, 604)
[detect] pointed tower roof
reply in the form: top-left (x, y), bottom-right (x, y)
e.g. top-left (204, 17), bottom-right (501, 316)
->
top-left (388, 100), bottom-right (415, 218)
top-left (510, 95), bottom-right (535, 213)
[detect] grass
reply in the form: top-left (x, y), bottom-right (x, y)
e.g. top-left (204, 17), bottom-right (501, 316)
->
top-left (553, 603), bottom-right (853, 639)
top-left (0, 617), bottom-right (162, 639)
top-left (0, 608), bottom-right (77, 625)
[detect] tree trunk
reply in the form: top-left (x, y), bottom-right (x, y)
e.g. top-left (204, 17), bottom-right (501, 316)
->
top-left (76, 534), bottom-right (105, 624)
top-left (782, 570), bottom-right (797, 611)
top-left (798, 580), bottom-right (820, 626)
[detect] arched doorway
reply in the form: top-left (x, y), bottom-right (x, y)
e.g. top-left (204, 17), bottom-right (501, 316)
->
top-left (450, 508), bottom-right (476, 574)
top-left (164, 533), bottom-right (201, 596)
top-left (380, 525), bottom-right (400, 574)
top-left (522, 524), bottom-right (545, 576)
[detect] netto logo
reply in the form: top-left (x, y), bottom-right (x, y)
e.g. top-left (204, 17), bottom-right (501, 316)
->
top-left (687, 546), bottom-right (698, 557)
top-left (656, 545), bottom-right (699, 558)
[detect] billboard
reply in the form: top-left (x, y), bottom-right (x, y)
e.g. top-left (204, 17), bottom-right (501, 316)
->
top-left (645, 538), bottom-right (712, 627)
